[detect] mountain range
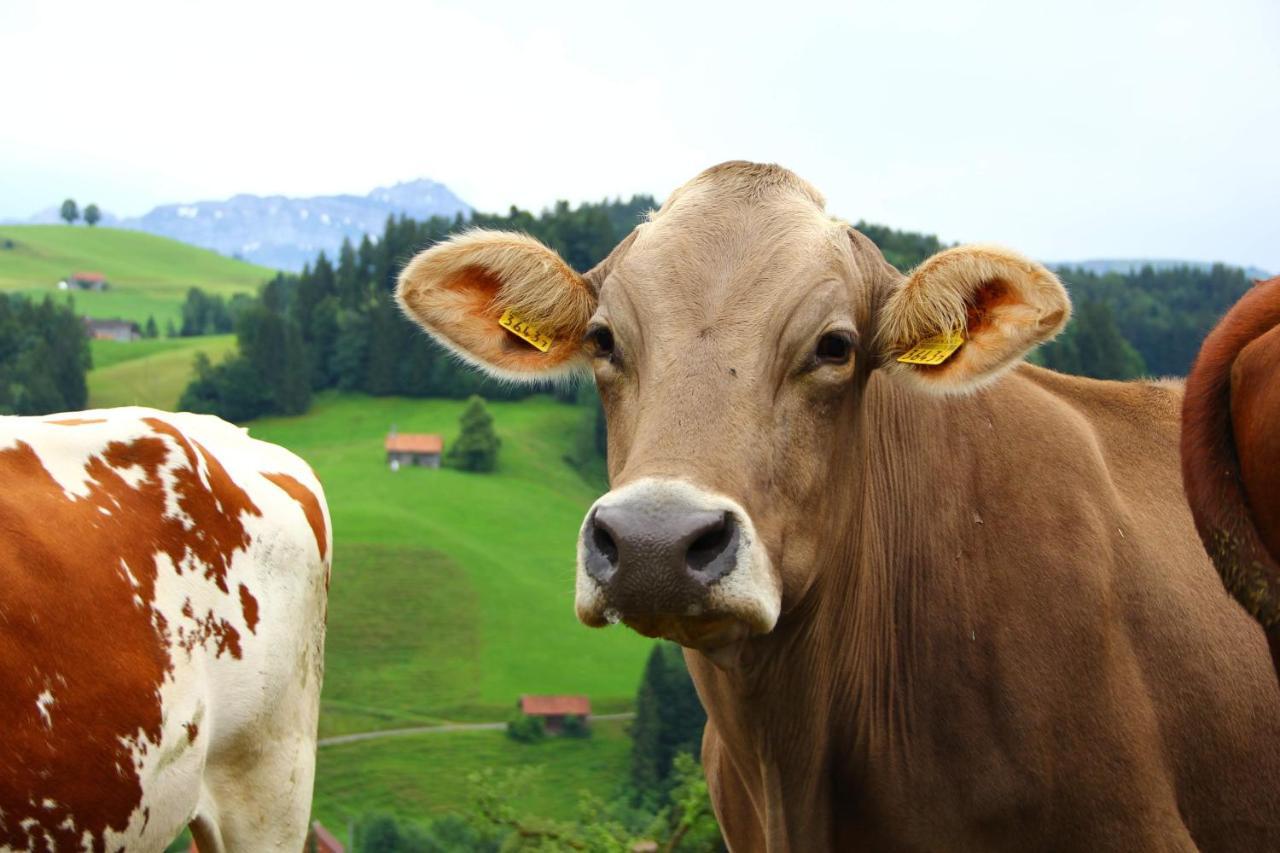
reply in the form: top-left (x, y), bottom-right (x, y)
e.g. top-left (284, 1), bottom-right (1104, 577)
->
top-left (16, 179), bottom-right (471, 271)
top-left (13, 186), bottom-right (1270, 280)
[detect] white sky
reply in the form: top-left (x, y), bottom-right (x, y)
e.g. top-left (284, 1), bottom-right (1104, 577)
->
top-left (2, 0), bottom-right (1277, 268)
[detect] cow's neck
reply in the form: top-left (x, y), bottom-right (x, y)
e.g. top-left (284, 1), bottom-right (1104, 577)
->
top-left (689, 372), bottom-right (997, 844)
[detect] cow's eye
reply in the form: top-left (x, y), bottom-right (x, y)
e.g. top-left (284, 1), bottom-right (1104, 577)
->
top-left (585, 325), bottom-right (615, 359)
top-left (815, 331), bottom-right (853, 365)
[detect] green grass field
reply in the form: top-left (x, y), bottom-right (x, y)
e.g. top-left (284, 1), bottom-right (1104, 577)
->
top-left (0, 225), bottom-right (273, 326)
top-left (313, 718), bottom-right (633, 829)
top-left (249, 393), bottom-right (650, 735)
top-left (87, 335), bottom-right (235, 410)
top-left (239, 393), bottom-right (653, 826)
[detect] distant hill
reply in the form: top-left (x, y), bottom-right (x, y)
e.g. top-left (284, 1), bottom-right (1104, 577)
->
top-left (1050, 258), bottom-right (1272, 282)
top-left (125, 178), bottom-right (472, 271)
top-left (0, 224), bottom-right (273, 326)
top-left (13, 179), bottom-right (473, 272)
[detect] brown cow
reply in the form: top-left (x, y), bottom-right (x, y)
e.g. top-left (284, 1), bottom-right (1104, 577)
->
top-left (1183, 276), bottom-right (1280, 680)
top-left (398, 162), bottom-right (1280, 850)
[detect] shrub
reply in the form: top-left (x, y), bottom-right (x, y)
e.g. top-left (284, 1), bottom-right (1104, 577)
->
top-left (505, 712), bottom-right (545, 743)
top-left (561, 714), bottom-right (591, 739)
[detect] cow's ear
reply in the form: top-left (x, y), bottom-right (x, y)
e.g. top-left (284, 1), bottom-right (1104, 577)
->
top-left (875, 245), bottom-right (1070, 393)
top-left (396, 230), bottom-right (596, 381)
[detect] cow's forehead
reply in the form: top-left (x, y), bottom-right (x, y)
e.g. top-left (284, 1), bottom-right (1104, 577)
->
top-left (604, 189), bottom-right (850, 325)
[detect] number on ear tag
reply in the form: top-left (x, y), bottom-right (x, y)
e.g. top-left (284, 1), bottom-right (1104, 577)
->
top-left (498, 309), bottom-right (554, 352)
top-left (897, 330), bottom-right (964, 365)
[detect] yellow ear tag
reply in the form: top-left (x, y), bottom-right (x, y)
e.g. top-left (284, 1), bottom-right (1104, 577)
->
top-left (897, 330), bottom-right (964, 366)
top-left (498, 308), bottom-right (554, 352)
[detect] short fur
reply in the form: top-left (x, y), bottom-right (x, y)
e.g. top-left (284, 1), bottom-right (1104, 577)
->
top-left (395, 229), bottom-right (596, 381)
top-left (877, 245), bottom-right (1071, 393)
top-left (1183, 276), bottom-right (1280, 677)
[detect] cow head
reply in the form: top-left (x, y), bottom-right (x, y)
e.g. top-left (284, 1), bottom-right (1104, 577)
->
top-left (398, 162), bottom-right (1069, 658)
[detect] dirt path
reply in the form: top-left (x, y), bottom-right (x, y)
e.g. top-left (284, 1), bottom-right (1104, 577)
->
top-left (317, 712), bottom-right (635, 748)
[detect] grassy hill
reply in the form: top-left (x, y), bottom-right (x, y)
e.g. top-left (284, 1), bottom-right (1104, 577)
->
top-left (0, 225), bottom-right (273, 326)
top-left (88, 335), bottom-right (236, 409)
top-left (239, 392), bottom-right (653, 826)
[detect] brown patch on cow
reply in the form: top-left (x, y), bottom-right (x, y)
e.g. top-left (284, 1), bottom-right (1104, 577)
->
top-left (1183, 277), bottom-right (1280, 639)
top-left (178, 599), bottom-right (243, 659)
top-left (143, 418), bottom-right (259, 593)
top-left (46, 417), bottom-right (107, 426)
top-left (183, 721), bottom-right (199, 744)
top-left (239, 583), bottom-right (260, 633)
top-left (0, 417), bottom-right (261, 849)
top-left (263, 471), bottom-right (328, 561)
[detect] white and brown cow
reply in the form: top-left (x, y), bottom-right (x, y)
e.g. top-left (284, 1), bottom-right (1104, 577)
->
top-left (398, 162), bottom-right (1280, 850)
top-left (0, 408), bottom-right (331, 852)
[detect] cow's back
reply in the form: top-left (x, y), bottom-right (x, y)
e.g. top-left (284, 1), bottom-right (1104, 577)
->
top-left (0, 408), bottom-right (330, 852)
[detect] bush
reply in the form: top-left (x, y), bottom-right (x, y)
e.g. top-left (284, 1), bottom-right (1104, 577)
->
top-left (444, 395), bottom-right (501, 472)
top-left (505, 712), bottom-right (545, 743)
top-left (561, 713), bottom-right (591, 739)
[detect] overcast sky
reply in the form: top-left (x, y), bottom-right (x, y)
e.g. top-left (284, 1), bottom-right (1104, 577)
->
top-left (2, 0), bottom-right (1277, 268)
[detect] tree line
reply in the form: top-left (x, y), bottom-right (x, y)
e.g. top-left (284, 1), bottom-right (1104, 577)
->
top-left (1038, 263), bottom-right (1255, 379)
top-left (178, 196), bottom-right (657, 423)
top-left (0, 295), bottom-right (90, 414)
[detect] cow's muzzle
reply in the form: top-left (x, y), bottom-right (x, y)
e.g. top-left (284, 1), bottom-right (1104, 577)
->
top-left (575, 478), bottom-right (780, 650)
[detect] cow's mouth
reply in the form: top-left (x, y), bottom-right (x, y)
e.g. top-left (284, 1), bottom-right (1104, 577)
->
top-left (620, 612), bottom-right (750, 650)
top-left (613, 611), bottom-right (754, 670)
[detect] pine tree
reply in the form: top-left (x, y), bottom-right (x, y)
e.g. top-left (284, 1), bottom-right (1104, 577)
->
top-left (629, 643), bottom-right (707, 807)
top-left (444, 395), bottom-right (501, 472)
top-left (143, 315), bottom-right (158, 339)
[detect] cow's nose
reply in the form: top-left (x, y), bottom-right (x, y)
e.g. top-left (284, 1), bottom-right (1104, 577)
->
top-left (582, 503), bottom-right (739, 592)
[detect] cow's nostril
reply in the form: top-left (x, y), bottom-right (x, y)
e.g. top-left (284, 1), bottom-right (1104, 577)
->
top-left (686, 512), bottom-right (737, 580)
top-left (592, 523), bottom-right (619, 565)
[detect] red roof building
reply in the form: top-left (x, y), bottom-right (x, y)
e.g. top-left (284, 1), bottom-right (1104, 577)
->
top-left (519, 694), bottom-right (591, 734)
top-left (63, 271), bottom-right (109, 291)
top-left (384, 432), bottom-right (443, 469)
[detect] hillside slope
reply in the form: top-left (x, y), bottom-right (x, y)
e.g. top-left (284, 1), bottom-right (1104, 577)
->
top-left (87, 335), bottom-right (236, 409)
top-left (0, 225), bottom-right (273, 325)
top-left (247, 393), bottom-right (651, 736)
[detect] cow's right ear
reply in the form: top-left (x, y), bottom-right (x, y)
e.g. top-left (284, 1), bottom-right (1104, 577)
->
top-left (396, 230), bottom-right (597, 381)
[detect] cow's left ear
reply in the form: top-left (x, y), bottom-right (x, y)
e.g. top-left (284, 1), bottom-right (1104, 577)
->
top-left (396, 230), bottom-right (597, 381)
top-left (875, 245), bottom-right (1070, 393)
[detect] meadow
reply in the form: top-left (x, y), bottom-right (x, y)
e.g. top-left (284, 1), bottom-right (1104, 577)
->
top-left (87, 335), bottom-right (236, 409)
top-left (241, 393), bottom-right (653, 825)
top-left (0, 225), bottom-right (272, 326)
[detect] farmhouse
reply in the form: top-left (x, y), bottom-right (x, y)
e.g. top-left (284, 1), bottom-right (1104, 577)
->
top-left (60, 271), bottom-right (110, 291)
top-left (83, 317), bottom-right (141, 342)
top-left (385, 432), bottom-right (443, 469)
top-left (518, 694), bottom-right (591, 734)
